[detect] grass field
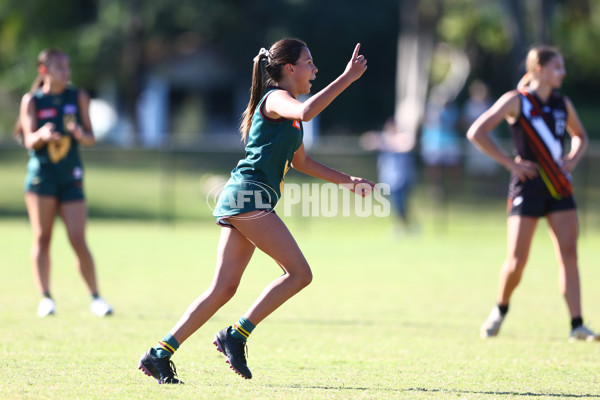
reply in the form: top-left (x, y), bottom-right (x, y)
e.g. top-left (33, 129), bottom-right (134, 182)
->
top-left (2, 213), bottom-right (600, 399)
top-left (1, 150), bottom-right (600, 399)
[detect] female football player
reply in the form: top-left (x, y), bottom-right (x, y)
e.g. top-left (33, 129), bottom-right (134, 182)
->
top-left (16, 48), bottom-right (112, 318)
top-left (139, 38), bottom-right (373, 383)
top-left (467, 46), bottom-right (596, 341)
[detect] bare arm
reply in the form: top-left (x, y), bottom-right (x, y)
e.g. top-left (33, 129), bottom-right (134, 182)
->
top-left (466, 90), bottom-right (538, 182)
top-left (20, 93), bottom-right (61, 150)
top-left (291, 143), bottom-right (374, 196)
top-left (266, 43), bottom-right (367, 122)
top-left (68, 89), bottom-right (95, 147)
top-left (561, 96), bottom-right (588, 173)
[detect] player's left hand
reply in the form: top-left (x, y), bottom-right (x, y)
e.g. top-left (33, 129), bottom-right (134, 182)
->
top-left (67, 121), bottom-right (84, 141)
top-left (560, 156), bottom-right (577, 174)
top-left (348, 176), bottom-right (375, 197)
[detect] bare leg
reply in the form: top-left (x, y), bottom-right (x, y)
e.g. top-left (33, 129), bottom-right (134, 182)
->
top-left (59, 200), bottom-right (98, 294)
top-left (170, 227), bottom-right (256, 344)
top-left (230, 212), bottom-right (313, 326)
top-left (497, 215), bottom-right (538, 305)
top-left (25, 192), bottom-right (57, 295)
top-left (546, 210), bottom-right (581, 318)
top-left (169, 211), bottom-right (311, 345)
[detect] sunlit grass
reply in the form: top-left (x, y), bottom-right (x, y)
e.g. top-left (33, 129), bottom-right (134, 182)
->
top-left (2, 213), bottom-right (600, 399)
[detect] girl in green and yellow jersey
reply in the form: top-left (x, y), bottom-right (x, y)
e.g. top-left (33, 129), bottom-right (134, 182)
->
top-left (139, 38), bottom-right (374, 383)
top-left (16, 48), bottom-right (112, 318)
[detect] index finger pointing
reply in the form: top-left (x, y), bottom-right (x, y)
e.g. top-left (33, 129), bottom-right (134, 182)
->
top-left (352, 43), bottom-right (361, 59)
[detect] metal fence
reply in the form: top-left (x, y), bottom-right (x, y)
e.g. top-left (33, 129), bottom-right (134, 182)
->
top-left (1, 137), bottom-right (599, 231)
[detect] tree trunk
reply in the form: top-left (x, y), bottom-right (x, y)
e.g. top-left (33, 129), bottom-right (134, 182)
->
top-left (121, 0), bottom-right (143, 145)
top-left (394, 0), bottom-right (440, 150)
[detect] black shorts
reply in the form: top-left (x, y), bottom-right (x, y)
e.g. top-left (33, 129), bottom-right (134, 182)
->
top-left (507, 175), bottom-right (576, 217)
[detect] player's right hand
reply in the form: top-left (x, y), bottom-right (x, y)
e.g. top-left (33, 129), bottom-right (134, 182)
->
top-left (38, 122), bottom-right (60, 142)
top-left (511, 156), bottom-right (538, 182)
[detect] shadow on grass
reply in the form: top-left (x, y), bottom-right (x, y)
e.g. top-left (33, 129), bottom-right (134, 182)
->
top-left (406, 387), bottom-right (600, 398)
top-left (0, 207), bottom-right (200, 222)
top-left (263, 384), bottom-right (599, 398)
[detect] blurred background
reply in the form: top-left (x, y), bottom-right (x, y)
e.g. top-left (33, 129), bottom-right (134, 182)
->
top-left (1, 0), bottom-right (600, 229)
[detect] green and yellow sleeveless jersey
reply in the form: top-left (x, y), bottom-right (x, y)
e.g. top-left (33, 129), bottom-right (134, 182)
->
top-left (25, 86), bottom-right (83, 187)
top-left (213, 88), bottom-right (303, 218)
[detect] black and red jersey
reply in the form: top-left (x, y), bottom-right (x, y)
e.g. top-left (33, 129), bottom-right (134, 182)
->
top-left (509, 90), bottom-right (572, 198)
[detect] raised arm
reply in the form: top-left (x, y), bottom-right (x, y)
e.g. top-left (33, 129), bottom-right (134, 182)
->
top-left (267, 43), bottom-right (367, 122)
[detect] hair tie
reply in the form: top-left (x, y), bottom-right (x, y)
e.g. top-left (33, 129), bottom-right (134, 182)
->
top-left (253, 48), bottom-right (270, 63)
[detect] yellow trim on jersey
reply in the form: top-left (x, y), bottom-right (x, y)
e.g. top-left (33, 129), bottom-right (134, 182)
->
top-left (538, 167), bottom-right (562, 200)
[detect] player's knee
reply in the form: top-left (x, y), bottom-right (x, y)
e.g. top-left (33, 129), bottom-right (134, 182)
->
top-left (68, 235), bottom-right (87, 252)
top-left (505, 256), bottom-right (527, 275)
top-left (34, 234), bottom-right (52, 250)
top-left (212, 283), bottom-right (239, 304)
top-left (298, 274), bottom-right (312, 290)
top-left (559, 242), bottom-right (577, 263)
top-left (293, 265), bottom-right (313, 289)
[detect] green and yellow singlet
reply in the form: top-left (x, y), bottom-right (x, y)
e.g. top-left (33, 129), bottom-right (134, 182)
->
top-left (213, 88), bottom-right (303, 218)
top-left (25, 86), bottom-right (84, 190)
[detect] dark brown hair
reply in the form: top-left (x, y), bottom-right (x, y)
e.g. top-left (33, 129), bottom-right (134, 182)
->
top-left (13, 48), bottom-right (68, 142)
top-left (239, 38), bottom-right (307, 141)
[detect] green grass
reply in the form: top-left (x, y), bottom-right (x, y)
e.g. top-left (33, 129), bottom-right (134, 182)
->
top-left (2, 213), bottom-right (600, 399)
top-left (2, 150), bottom-right (600, 399)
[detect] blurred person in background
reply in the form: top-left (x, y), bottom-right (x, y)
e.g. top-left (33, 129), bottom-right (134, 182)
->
top-left (420, 95), bottom-right (462, 203)
top-left (360, 117), bottom-right (417, 234)
top-left (461, 80), bottom-right (500, 183)
top-left (14, 48), bottom-right (113, 318)
top-left (138, 38), bottom-right (373, 383)
top-left (467, 45), bottom-right (597, 341)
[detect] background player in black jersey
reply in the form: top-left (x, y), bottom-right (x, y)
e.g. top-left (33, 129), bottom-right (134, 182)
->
top-left (466, 45), bottom-right (597, 341)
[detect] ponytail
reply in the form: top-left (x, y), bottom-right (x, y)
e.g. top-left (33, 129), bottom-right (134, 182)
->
top-left (239, 39), bottom-right (307, 142)
top-left (516, 72), bottom-right (531, 91)
top-left (239, 53), bottom-right (268, 141)
top-left (518, 45), bottom-right (561, 91)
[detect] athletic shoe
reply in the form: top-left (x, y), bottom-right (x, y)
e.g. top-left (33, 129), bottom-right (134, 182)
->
top-left (570, 325), bottom-right (600, 342)
top-left (213, 326), bottom-right (252, 379)
top-left (90, 297), bottom-right (113, 317)
top-left (480, 307), bottom-right (504, 338)
top-left (37, 297), bottom-right (56, 317)
top-left (138, 349), bottom-right (183, 384)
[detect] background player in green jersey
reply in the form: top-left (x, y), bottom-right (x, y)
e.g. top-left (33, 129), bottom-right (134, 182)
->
top-left (139, 38), bottom-right (373, 383)
top-left (15, 48), bottom-right (112, 318)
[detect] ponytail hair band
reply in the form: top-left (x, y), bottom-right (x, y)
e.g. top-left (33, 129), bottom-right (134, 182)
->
top-left (253, 48), bottom-right (270, 63)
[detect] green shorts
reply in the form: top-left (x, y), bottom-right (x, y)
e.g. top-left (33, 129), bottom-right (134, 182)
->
top-left (212, 179), bottom-right (277, 219)
top-left (25, 169), bottom-right (85, 203)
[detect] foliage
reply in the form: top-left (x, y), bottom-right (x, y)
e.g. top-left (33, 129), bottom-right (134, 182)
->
top-left (1, 0), bottom-right (599, 138)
